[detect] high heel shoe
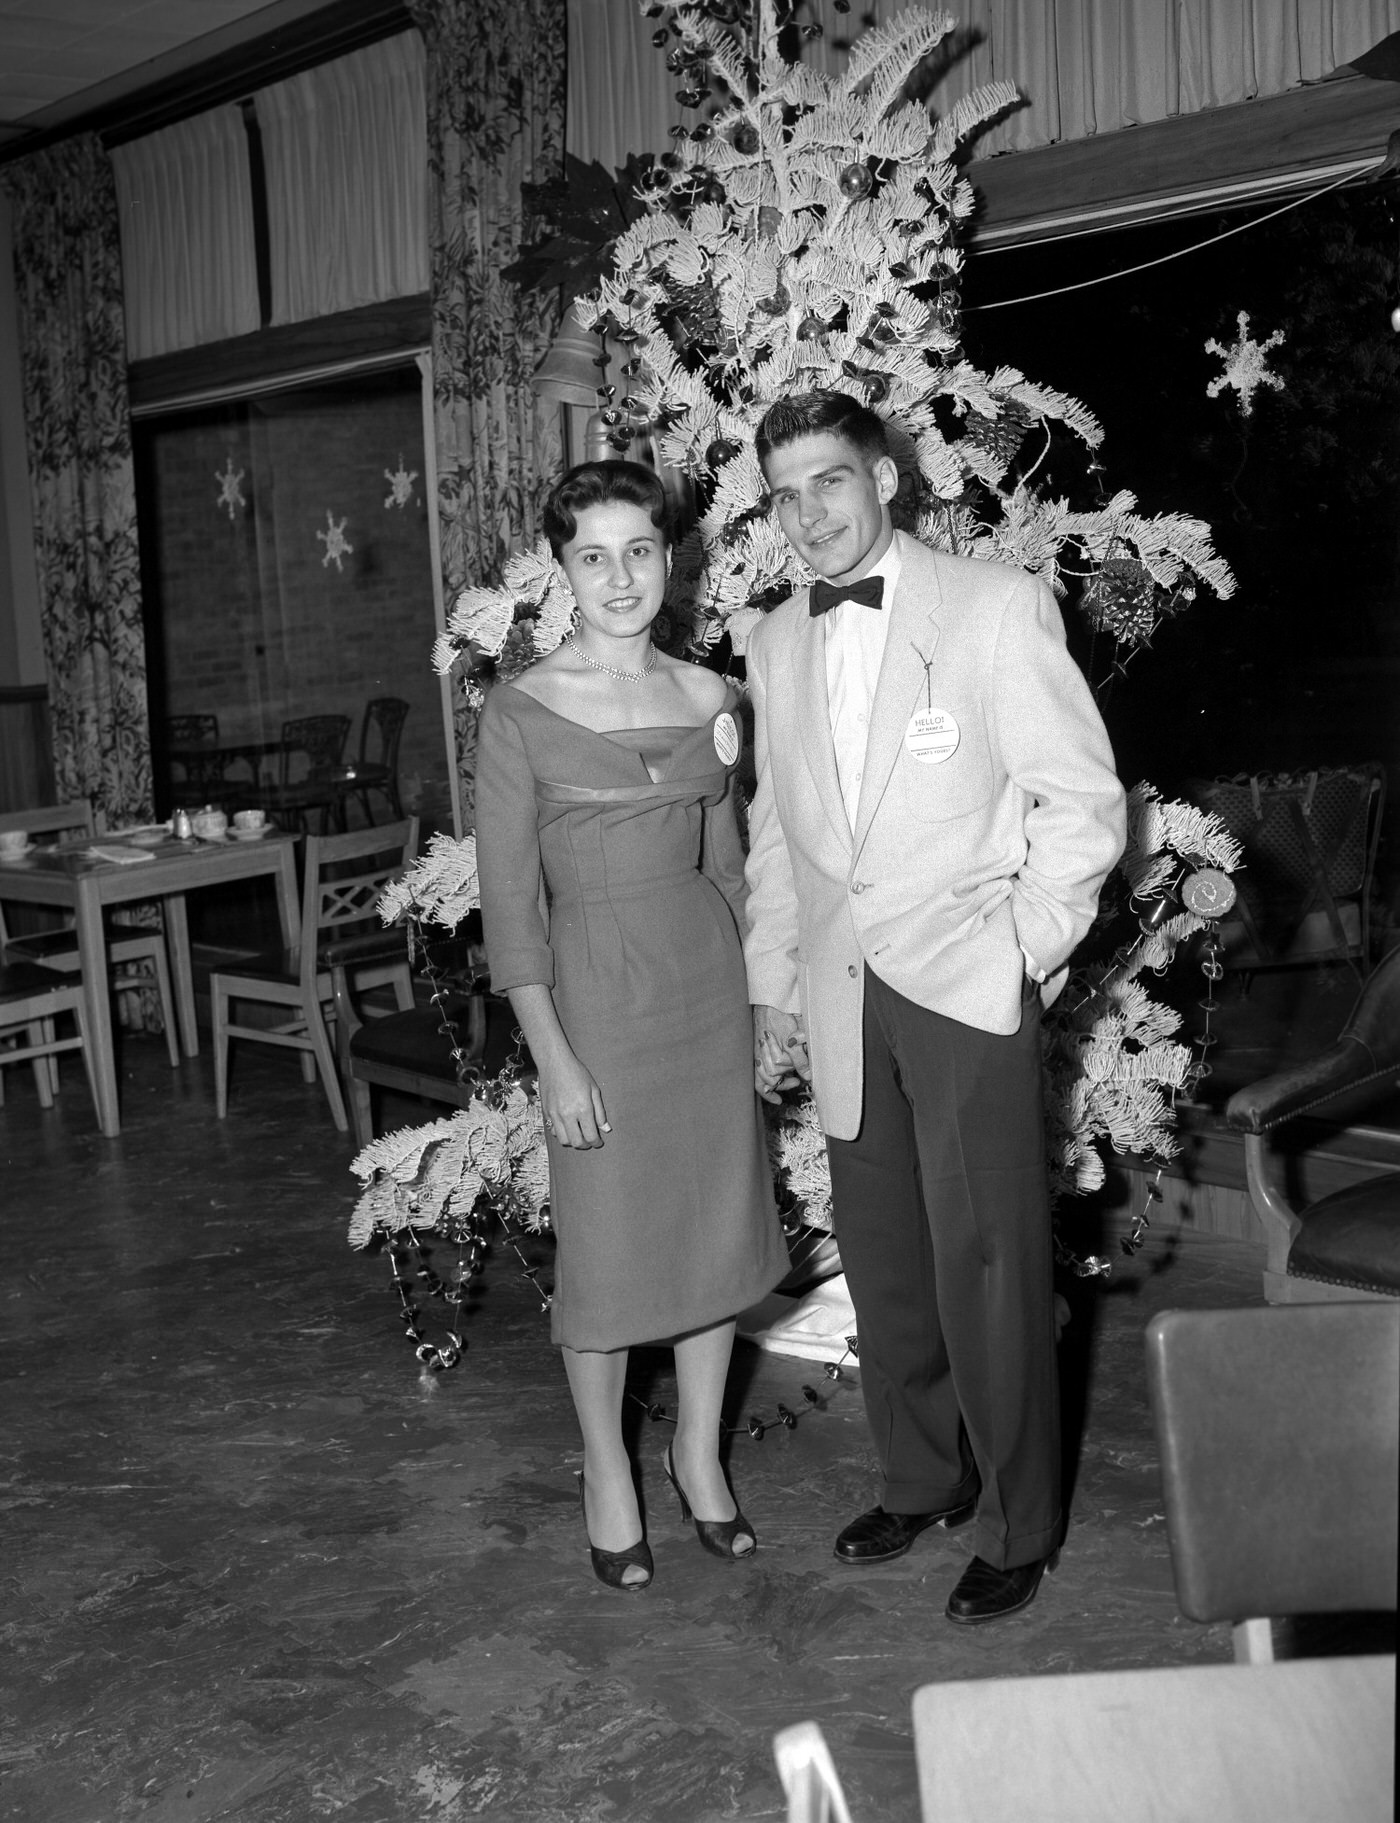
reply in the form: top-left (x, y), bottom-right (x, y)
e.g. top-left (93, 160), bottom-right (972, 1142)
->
top-left (577, 1472), bottom-right (653, 1591)
top-left (661, 1445), bottom-right (756, 1560)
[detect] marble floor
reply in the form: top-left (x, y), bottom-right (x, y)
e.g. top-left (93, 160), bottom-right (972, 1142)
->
top-left (3, 1031), bottom-right (1278, 1822)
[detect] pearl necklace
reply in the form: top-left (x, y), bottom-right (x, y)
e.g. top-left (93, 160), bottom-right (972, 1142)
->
top-left (565, 634), bottom-right (657, 682)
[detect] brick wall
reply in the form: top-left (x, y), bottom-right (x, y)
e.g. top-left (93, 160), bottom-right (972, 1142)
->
top-left (137, 365), bottom-right (453, 831)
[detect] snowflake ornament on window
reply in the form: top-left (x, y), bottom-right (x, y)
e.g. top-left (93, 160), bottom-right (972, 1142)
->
top-left (1205, 311), bottom-right (1286, 416)
top-left (215, 455), bottom-right (245, 522)
top-left (317, 510), bottom-right (353, 572)
top-left (383, 455), bottom-right (418, 509)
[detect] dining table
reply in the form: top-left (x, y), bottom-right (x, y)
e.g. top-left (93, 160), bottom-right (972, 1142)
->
top-left (167, 738), bottom-right (288, 796)
top-left (0, 828), bottom-right (300, 1137)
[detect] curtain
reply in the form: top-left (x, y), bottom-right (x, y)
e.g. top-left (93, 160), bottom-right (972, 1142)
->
top-left (111, 108), bottom-right (260, 361)
top-left (409, 0), bottom-right (566, 817)
top-left (565, 0), bottom-right (1400, 164)
top-left (1, 135), bottom-right (151, 829)
top-left (257, 32), bottom-right (430, 326)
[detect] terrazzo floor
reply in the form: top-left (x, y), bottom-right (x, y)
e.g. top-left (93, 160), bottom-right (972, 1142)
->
top-left (3, 1031), bottom-right (1276, 1822)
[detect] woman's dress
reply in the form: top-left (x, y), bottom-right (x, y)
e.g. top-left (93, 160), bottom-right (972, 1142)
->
top-left (474, 682), bottom-right (787, 1351)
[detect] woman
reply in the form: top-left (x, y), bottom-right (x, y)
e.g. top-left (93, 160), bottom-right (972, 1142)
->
top-left (474, 461), bottom-right (787, 1590)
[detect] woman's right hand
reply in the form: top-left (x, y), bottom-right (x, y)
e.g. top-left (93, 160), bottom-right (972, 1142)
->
top-left (540, 1051), bottom-right (610, 1148)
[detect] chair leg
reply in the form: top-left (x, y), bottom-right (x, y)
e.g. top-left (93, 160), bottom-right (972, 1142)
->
top-left (72, 997), bottom-right (99, 1124)
top-left (349, 1073), bottom-right (375, 1147)
top-left (212, 977), bottom-right (231, 1118)
top-left (304, 1001), bottom-right (349, 1132)
top-left (149, 939), bottom-right (181, 1069)
top-left (299, 1045), bottom-right (317, 1083)
top-left (29, 1021), bottom-right (54, 1108)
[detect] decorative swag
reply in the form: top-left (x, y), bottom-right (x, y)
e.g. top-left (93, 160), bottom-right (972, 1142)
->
top-left (1, 134), bottom-right (152, 831)
top-left (408, 0), bottom-right (566, 819)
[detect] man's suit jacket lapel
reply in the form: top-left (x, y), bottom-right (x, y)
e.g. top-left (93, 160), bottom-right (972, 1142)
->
top-left (791, 591), bottom-right (853, 856)
top-left (853, 537), bottom-right (944, 859)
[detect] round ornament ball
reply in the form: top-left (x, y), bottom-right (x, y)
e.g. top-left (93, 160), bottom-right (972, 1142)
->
top-left (796, 315), bottom-right (827, 341)
top-left (732, 123), bottom-right (760, 155)
top-left (757, 205), bottom-right (782, 237)
top-left (838, 162), bottom-right (874, 200)
top-left (706, 438), bottom-right (740, 469)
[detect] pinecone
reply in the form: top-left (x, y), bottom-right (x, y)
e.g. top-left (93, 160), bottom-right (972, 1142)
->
top-left (961, 402), bottom-right (1033, 467)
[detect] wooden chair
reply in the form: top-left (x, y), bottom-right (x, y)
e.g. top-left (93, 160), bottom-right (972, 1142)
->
top-left (773, 1723), bottom-right (855, 1823)
top-left (0, 802), bottom-right (180, 1076)
top-left (1225, 945), bottom-right (1400, 1304)
top-left (329, 697), bottom-right (409, 828)
top-left (1145, 1302), bottom-right (1398, 1664)
top-left (241, 714), bottom-right (352, 835)
top-left (211, 817), bottom-right (418, 1132)
top-left (336, 923), bottom-right (491, 1147)
top-left (1191, 764), bottom-right (1386, 981)
top-left (0, 962), bottom-right (97, 1120)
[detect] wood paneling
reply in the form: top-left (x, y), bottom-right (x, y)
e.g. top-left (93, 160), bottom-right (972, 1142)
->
top-left (0, 685), bottom-right (53, 812)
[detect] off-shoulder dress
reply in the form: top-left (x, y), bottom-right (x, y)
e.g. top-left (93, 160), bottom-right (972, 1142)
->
top-left (473, 682), bottom-right (787, 1352)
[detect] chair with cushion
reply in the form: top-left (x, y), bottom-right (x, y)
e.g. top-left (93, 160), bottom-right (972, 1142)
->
top-left (241, 714), bottom-right (352, 835)
top-left (1190, 764), bottom-right (1385, 981)
top-left (0, 802), bottom-right (180, 1075)
top-left (212, 817), bottom-right (418, 1132)
top-left (1225, 945), bottom-right (1400, 1303)
top-left (0, 962), bottom-right (98, 1120)
top-left (1145, 1301), bottom-right (1398, 1663)
top-left (335, 921), bottom-right (491, 1147)
top-left (329, 697), bottom-right (409, 828)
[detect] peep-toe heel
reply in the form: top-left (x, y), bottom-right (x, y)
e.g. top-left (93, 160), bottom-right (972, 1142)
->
top-left (661, 1445), bottom-right (756, 1560)
top-left (577, 1472), bottom-right (653, 1591)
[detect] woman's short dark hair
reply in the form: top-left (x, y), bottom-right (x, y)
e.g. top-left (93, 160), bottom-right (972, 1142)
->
top-left (542, 461), bottom-right (671, 560)
top-left (755, 390), bottom-right (890, 471)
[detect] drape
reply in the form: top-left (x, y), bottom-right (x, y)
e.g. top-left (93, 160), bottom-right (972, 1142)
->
top-left (257, 32), bottom-right (430, 326)
top-left (2, 135), bottom-right (151, 829)
top-left (565, 0), bottom-right (1400, 165)
top-left (111, 108), bottom-right (260, 361)
top-left (409, 0), bottom-right (566, 816)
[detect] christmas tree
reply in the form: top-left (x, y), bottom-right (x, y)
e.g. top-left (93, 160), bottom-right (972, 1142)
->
top-left (353, 0), bottom-right (1243, 1279)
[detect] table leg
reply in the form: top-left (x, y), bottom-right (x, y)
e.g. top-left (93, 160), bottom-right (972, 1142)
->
top-left (163, 892), bottom-right (199, 1057)
top-left (75, 878), bottom-right (121, 1137)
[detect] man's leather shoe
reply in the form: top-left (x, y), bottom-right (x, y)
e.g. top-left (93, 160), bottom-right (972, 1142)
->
top-left (945, 1552), bottom-right (1054, 1624)
top-left (833, 1500), bottom-right (976, 1564)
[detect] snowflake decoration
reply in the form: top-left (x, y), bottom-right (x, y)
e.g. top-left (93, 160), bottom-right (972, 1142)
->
top-left (317, 510), bottom-right (353, 572)
top-left (383, 455), bottom-right (418, 509)
top-left (215, 455), bottom-right (245, 522)
top-left (1205, 311), bottom-right (1286, 416)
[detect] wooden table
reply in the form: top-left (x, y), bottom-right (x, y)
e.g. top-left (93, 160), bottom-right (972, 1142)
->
top-left (0, 831), bottom-right (299, 1136)
top-left (913, 1653), bottom-right (1395, 1822)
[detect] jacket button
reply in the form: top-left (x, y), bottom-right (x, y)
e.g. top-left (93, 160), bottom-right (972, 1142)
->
top-left (848, 964), bottom-right (858, 978)
top-left (851, 881), bottom-right (865, 894)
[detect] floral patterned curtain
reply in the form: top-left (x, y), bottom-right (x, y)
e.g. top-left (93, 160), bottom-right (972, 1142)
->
top-left (407, 0), bottom-right (566, 818)
top-left (2, 134), bottom-right (151, 828)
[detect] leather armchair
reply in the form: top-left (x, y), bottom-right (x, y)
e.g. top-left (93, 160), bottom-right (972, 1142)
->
top-left (1226, 946), bottom-right (1400, 1302)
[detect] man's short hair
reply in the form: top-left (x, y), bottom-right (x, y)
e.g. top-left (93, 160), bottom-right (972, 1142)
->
top-left (754, 390), bottom-right (891, 471)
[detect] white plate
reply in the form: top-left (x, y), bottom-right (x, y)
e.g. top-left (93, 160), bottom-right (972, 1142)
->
top-left (228, 825), bottom-right (273, 842)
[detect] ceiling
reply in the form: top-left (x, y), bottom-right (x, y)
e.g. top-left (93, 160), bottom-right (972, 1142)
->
top-left (0, 0), bottom-right (350, 149)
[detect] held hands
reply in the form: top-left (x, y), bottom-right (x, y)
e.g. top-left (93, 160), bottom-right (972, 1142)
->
top-left (540, 1050), bottom-right (611, 1148)
top-left (753, 1004), bottom-right (812, 1104)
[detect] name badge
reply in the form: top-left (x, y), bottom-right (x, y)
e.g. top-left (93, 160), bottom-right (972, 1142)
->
top-left (714, 711), bottom-right (740, 766)
top-left (905, 708), bottom-right (960, 764)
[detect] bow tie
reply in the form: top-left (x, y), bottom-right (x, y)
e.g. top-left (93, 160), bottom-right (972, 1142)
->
top-left (809, 574), bottom-right (885, 617)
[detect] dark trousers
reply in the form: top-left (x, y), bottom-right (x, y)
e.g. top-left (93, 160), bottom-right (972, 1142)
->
top-left (826, 966), bottom-right (1061, 1571)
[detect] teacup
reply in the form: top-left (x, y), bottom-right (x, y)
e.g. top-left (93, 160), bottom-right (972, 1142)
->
top-left (191, 809), bottom-right (228, 841)
top-left (232, 809), bottom-right (267, 831)
top-left (0, 829), bottom-right (31, 858)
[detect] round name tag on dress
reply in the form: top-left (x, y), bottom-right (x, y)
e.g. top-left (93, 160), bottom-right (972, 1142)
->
top-left (905, 708), bottom-right (960, 764)
top-left (714, 711), bottom-right (740, 766)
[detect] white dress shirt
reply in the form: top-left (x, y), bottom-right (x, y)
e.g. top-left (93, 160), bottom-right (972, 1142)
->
top-left (823, 537), bottom-right (903, 831)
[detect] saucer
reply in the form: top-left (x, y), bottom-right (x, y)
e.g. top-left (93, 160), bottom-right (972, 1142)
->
top-left (228, 825), bottom-right (272, 842)
top-left (0, 840), bottom-right (33, 860)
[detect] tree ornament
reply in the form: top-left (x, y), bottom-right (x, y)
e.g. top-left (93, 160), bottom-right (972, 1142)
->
top-left (758, 205), bottom-right (782, 237)
top-left (838, 162), bottom-right (874, 200)
top-left (802, 20), bottom-right (823, 35)
top-left (1205, 310), bottom-right (1286, 416)
top-left (731, 122), bottom-right (760, 155)
top-left (638, 165), bottom-right (672, 194)
top-left (653, 28), bottom-right (669, 45)
top-left (796, 315), bottom-right (827, 341)
top-left (690, 122), bottom-right (713, 140)
top-left (756, 283), bottom-right (790, 316)
top-left (706, 438), bottom-right (740, 469)
top-left (1181, 869), bottom-right (1237, 919)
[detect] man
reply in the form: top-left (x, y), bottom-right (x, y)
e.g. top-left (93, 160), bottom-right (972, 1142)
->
top-left (744, 390), bottom-right (1126, 1623)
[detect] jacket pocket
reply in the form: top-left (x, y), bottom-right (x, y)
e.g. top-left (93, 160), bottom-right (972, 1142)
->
top-left (900, 721), bottom-right (996, 823)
